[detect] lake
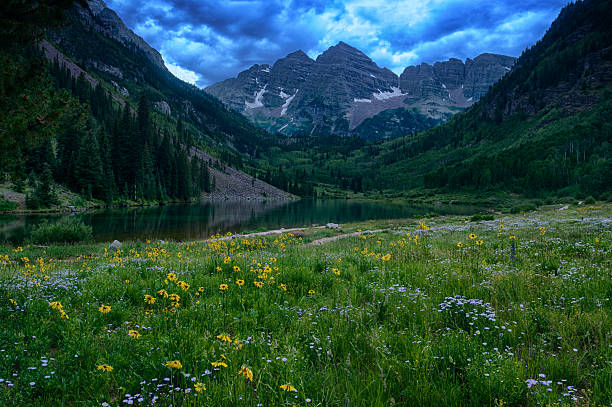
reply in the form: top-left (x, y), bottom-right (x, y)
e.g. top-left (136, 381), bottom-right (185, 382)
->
top-left (0, 199), bottom-right (484, 243)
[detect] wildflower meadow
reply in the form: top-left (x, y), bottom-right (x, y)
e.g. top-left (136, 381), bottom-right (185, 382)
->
top-left (0, 206), bottom-right (610, 406)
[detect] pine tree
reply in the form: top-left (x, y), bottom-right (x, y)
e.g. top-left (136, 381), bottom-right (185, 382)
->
top-left (200, 160), bottom-right (210, 192)
top-left (99, 130), bottom-right (115, 203)
top-left (157, 133), bottom-right (173, 194)
top-left (176, 148), bottom-right (192, 200)
top-left (75, 131), bottom-right (103, 198)
top-left (137, 94), bottom-right (151, 147)
top-left (33, 164), bottom-right (58, 208)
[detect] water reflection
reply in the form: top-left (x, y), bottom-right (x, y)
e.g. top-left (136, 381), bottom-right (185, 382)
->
top-left (0, 199), bottom-right (483, 243)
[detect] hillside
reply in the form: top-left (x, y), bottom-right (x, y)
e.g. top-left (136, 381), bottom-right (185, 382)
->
top-left (0, 0), bottom-right (292, 210)
top-left (47, 0), bottom-right (275, 157)
top-left (376, 0), bottom-right (612, 197)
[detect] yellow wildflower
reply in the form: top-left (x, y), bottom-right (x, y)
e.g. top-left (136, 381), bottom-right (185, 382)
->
top-left (98, 305), bottom-right (111, 314)
top-left (217, 334), bottom-right (232, 342)
top-left (165, 360), bottom-right (182, 369)
top-left (128, 330), bottom-right (141, 339)
top-left (97, 364), bottom-right (113, 372)
top-left (238, 366), bottom-right (253, 382)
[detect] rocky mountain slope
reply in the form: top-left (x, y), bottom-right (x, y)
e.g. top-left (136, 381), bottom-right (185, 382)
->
top-left (206, 42), bottom-right (514, 139)
top-left (47, 0), bottom-right (276, 156)
top-left (41, 0), bottom-right (292, 200)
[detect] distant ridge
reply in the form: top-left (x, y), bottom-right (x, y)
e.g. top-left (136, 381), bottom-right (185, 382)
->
top-left (205, 43), bottom-right (514, 139)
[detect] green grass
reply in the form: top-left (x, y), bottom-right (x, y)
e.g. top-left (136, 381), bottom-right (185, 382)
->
top-left (0, 206), bottom-right (610, 406)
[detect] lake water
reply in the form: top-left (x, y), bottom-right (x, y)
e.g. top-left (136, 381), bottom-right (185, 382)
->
top-left (0, 199), bottom-right (484, 243)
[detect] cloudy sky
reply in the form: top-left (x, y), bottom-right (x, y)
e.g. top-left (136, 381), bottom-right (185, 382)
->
top-left (105, 0), bottom-right (569, 87)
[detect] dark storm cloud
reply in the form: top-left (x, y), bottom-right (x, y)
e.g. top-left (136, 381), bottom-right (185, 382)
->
top-left (105, 0), bottom-right (569, 87)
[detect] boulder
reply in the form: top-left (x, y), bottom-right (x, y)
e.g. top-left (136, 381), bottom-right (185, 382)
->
top-left (326, 223), bottom-right (340, 229)
top-left (109, 240), bottom-right (122, 251)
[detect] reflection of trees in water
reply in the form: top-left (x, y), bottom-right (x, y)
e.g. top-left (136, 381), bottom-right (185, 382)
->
top-left (0, 215), bottom-right (24, 244)
top-left (1, 200), bottom-right (485, 243)
top-left (85, 200), bottom-right (291, 241)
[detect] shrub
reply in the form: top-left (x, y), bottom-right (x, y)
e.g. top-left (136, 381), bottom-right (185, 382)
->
top-left (530, 199), bottom-right (544, 207)
top-left (0, 200), bottom-right (18, 212)
top-left (30, 218), bottom-right (93, 244)
top-left (584, 196), bottom-right (596, 205)
top-left (509, 203), bottom-right (537, 213)
top-left (470, 214), bottom-right (494, 222)
top-left (560, 196), bottom-right (577, 204)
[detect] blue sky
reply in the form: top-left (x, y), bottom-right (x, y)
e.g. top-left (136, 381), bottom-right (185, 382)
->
top-left (105, 0), bottom-right (569, 87)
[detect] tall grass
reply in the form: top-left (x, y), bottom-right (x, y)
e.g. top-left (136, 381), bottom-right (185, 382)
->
top-left (0, 206), bottom-right (610, 406)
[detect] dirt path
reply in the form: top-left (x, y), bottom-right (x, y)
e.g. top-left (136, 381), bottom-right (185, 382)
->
top-left (210, 226), bottom-right (393, 245)
top-left (310, 229), bottom-right (388, 245)
top-left (207, 226), bottom-right (324, 242)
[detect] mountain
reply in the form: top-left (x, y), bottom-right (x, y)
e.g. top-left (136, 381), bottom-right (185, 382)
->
top-left (205, 42), bottom-right (514, 139)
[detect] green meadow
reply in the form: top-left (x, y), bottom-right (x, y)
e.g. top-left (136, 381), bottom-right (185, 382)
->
top-left (1, 205), bottom-right (610, 406)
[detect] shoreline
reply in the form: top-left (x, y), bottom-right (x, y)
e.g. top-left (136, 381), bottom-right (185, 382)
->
top-left (0, 196), bottom-right (300, 215)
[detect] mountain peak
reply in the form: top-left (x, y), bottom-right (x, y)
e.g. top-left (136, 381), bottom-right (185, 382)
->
top-left (285, 49), bottom-right (313, 61)
top-left (87, 0), bottom-right (107, 15)
top-left (331, 41), bottom-right (363, 53)
top-left (317, 41), bottom-right (370, 64)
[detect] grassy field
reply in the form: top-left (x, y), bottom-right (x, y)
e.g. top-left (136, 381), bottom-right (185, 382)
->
top-left (0, 205), bottom-right (610, 406)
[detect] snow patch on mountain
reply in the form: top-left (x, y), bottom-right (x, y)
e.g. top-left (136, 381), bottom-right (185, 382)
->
top-left (281, 90), bottom-right (298, 116)
top-left (354, 98), bottom-right (372, 103)
top-left (372, 87), bottom-right (405, 101)
top-left (245, 84), bottom-right (267, 109)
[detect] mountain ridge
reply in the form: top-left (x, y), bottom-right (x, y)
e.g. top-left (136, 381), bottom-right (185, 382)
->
top-left (205, 43), bottom-right (515, 139)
